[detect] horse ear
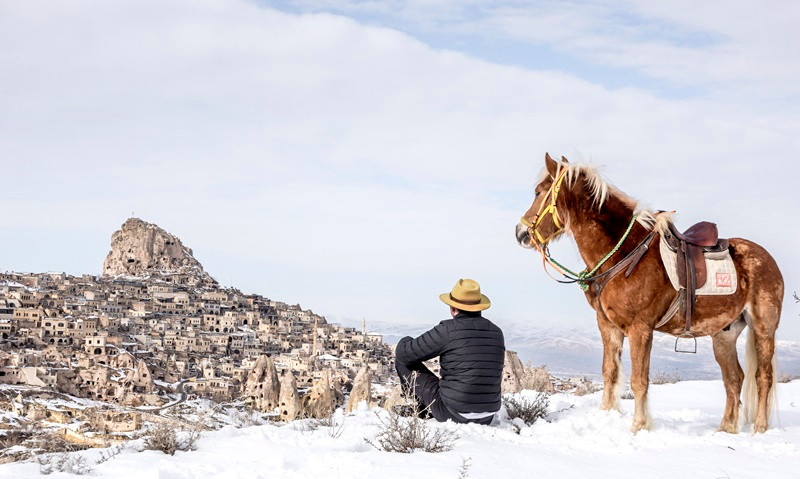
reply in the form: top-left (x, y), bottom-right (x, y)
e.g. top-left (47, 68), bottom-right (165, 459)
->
top-left (561, 156), bottom-right (570, 164)
top-left (545, 153), bottom-right (559, 178)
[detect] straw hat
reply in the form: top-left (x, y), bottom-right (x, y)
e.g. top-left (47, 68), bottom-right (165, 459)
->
top-left (439, 278), bottom-right (491, 312)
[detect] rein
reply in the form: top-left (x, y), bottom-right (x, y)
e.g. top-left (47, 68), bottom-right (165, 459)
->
top-left (546, 214), bottom-right (639, 291)
top-left (532, 213), bottom-right (640, 291)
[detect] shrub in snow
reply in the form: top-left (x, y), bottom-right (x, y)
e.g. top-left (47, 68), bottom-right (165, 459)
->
top-left (366, 381), bottom-right (456, 453)
top-left (502, 393), bottom-right (549, 426)
top-left (651, 370), bottom-right (682, 385)
top-left (95, 444), bottom-right (126, 464)
top-left (37, 452), bottom-right (92, 475)
top-left (458, 456), bottom-right (472, 479)
top-left (0, 427), bottom-right (35, 450)
top-left (144, 421), bottom-right (202, 455)
top-left (144, 423), bottom-right (179, 455)
top-left (35, 431), bottom-right (85, 454)
top-left (227, 408), bottom-right (267, 428)
top-left (366, 407), bottom-right (457, 453)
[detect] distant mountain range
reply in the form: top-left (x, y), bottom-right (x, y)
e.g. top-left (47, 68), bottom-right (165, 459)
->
top-left (354, 319), bottom-right (800, 380)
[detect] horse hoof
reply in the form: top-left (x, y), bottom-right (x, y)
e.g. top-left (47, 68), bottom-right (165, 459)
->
top-left (717, 423), bottom-right (739, 434)
top-left (600, 403), bottom-right (621, 413)
top-left (630, 419), bottom-right (653, 434)
top-left (753, 422), bottom-right (768, 434)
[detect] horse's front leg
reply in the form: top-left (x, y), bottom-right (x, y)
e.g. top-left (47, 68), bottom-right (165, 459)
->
top-left (628, 323), bottom-right (654, 433)
top-left (597, 312), bottom-right (625, 412)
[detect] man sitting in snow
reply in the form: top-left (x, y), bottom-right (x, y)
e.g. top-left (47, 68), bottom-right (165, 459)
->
top-left (394, 278), bottom-right (505, 425)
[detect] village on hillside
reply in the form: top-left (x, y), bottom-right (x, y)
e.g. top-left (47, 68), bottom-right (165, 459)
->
top-left (0, 268), bottom-right (395, 403)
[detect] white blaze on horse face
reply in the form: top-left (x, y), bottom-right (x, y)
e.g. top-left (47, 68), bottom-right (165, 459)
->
top-left (516, 223), bottom-right (534, 248)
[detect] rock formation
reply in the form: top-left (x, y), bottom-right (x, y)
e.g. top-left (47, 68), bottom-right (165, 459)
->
top-left (102, 218), bottom-right (215, 284)
top-left (502, 351), bottom-right (555, 394)
top-left (244, 355), bottom-right (281, 412)
top-left (52, 357), bottom-right (159, 406)
top-left (522, 365), bottom-right (555, 393)
top-left (124, 358), bottom-right (156, 393)
top-left (303, 371), bottom-right (335, 418)
top-left (345, 366), bottom-right (372, 412)
top-left (502, 350), bottom-right (526, 394)
top-left (380, 384), bottom-right (405, 412)
top-left (278, 371), bottom-right (302, 421)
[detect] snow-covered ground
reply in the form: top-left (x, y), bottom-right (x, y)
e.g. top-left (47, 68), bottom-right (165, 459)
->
top-left (3, 380), bottom-right (799, 479)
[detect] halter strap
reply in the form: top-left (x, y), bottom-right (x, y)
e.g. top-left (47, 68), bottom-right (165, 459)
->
top-left (521, 165), bottom-right (569, 244)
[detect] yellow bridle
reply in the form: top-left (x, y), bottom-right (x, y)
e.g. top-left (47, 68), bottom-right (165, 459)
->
top-left (520, 165), bottom-right (569, 245)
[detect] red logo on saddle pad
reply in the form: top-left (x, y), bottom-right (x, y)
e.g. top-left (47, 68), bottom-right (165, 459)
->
top-left (716, 273), bottom-right (732, 288)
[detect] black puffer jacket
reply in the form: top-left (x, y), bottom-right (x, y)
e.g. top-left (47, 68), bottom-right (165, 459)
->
top-left (395, 312), bottom-right (505, 414)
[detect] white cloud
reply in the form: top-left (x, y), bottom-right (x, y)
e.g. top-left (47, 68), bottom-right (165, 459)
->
top-left (282, 0), bottom-right (800, 101)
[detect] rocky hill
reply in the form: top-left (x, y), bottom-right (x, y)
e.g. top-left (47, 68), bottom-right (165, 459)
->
top-left (102, 218), bottom-right (215, 285)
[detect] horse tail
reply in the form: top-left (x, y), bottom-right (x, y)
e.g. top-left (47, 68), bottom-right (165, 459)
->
top-left (742, 326), bottom-right (758, 424)
top-left (742, 325), bottom-right (779, 427)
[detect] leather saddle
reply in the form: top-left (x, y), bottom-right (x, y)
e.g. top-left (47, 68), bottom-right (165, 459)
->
top-left (662, 221), bottom-right (730, 351)
top-left (664, 221), bottom-right (729, 289)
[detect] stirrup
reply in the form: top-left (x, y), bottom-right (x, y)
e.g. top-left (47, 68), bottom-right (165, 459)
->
top-left (674, 332), bottom-right (697, 354)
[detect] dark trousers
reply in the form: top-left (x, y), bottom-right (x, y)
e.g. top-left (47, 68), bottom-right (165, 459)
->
top-left (394, 360), bottom-right (492, 425)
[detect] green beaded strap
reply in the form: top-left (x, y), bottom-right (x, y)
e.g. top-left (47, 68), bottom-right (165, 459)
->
top-left (546, 214), bottom-right (638, 291)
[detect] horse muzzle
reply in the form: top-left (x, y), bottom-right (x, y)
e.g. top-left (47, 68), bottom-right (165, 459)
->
top-left (516, 222), bottom-right (534, 249)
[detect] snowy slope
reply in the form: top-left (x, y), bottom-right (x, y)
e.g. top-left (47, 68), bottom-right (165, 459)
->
top-left (3, 380), bottom-right (799, 479)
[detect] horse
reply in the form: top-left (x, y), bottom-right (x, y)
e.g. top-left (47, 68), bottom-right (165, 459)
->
top-left (515, 153), bottom-right (783, 433)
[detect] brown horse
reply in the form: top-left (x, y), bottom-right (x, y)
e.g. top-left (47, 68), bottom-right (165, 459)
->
top-left (515, 154), bottom-right (783, 433)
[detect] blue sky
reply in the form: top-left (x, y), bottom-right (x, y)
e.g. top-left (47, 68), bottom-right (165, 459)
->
top-left (264, 0), bottom-right (714, 97)
top-left (1, 0), bottom-right (798, 343)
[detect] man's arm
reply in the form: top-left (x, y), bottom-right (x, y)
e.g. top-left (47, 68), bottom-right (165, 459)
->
top-left (395, 321), bottom-right (449, 366)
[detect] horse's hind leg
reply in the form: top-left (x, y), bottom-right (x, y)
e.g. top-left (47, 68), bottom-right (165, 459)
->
top-left (733, 238), bottom-right (783, 433)
top-left (746, 305), bottom-right (780, 433)
top-left (597, 312), bottom-right (624, 412)
top-left (742, 270), bottom-right (782, 432)
top-left (712, 316), bottom-right (746, 433)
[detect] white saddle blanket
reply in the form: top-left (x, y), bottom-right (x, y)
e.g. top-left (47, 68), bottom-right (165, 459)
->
top-left (658, 237), bottom-right (738, 295)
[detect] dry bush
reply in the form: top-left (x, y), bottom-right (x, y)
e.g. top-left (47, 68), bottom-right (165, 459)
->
top-left (0, 428), bottom-right (34, 449)
top-left (620, 390), bottom-right (635, 400)
top-left (317, 410), bottom-right (346, 439)
top-left (365, 379), bottom-right (457, 453)
top-left (302, 415), bottom-right (346, 438)
top-left (227, 408), bottom-right (266, 428)
top-left (503, 393), bottom-right (549, 426)
top-left (95, 444), bottom-right (126, 465)
top-left (144, 422), bottom-right (179, 455)
top-left (37, 453), bottom-right (92, 475)
top-left (458, 456), bottom-right (472, 479)
top-left (778, 372), bottom-right (799, 383)
top-left (651, 370), bottom-right (682, 385)
top-left (366, 408), bottom-right (457, 453)
top-left (143, 420), bottom-right (202, 455)
top-left (32, 432), bottom-right (87, 454)
top-left (293, 403), bottom-right (345, 438)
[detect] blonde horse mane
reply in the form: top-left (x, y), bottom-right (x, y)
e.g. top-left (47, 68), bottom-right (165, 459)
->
top-left (541, 160), bottom-right (677, 235)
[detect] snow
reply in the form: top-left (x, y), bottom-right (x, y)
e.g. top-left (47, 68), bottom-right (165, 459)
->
top-left (3, 380), bottom-right (799, 478)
